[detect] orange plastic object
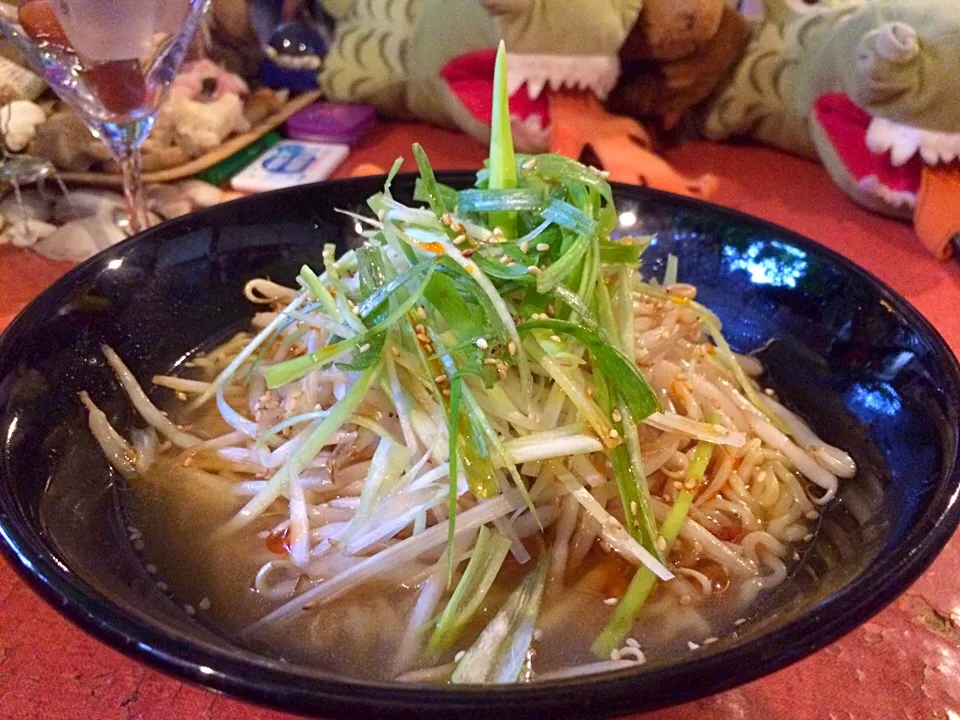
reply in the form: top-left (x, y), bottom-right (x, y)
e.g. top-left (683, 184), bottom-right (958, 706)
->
top-left (548, 92), bottom-right (717, 200)
top-left (915, 167), bottom-right (960, 260)
top-left (350, 163), bottom-right (386, 177)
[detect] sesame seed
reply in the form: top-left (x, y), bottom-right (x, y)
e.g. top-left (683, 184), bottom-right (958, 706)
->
top-left (199, 597), bottom-right (211, 611)
top-left (803, 533), bottom-right (814, 542)
top-left (703, 636), bottom-right (718, 645)
top-left (184, 604), bottom-right (196, 616)
top-left (764, 388), bottom-right (775, 396)
top-left (655, 536), bottom-right (667, 552)
top-left (734, 618), bottom-right (747, 626)
top-left (442, 388), bottom-right (451, 397)
top-left (603, 596), bottom-right (618, 606)
top-left (484, 358), bottom-right (498, 365)
top-left (500, 254), bottom-right (511, 265)
top-left (608, 428), bottom-right (620, 439)
top-left (454, 650), bottom-right (466, 662)
top-left (450, 221), bottom-right (463, 233)
top-left (453, 234), bottom-right (467, 245)
top-left (585, 386), bottom-right (593, 397)
top-left (687, 641), bottom-right (700, 651)
top-left (493, 226), bottom-right (504, 237)
top-left (519, 241), bottom-right (529, 253)
top-left (522, 158), bottom-right (537, 170)
top-left (630, 501), bottom-right (639, 515)
top-left (156, 581), bottom-right (169, 592)
top-left (611, 409), bottom-right (622, 423)
top-left (476, 338), bottom-right (489, 350)
top-left (145, 564), bottom-right (157, 574)
top-left (508, 341), bottom-right (517, 357)
top-left (526, 265), bottom-right (542, 277)
top-left (536, 243), bottom-right (550, 252)
top-left (441, 213), bottom-right (452, 225)
top-left (679, 595), bottom-right (691, 606)
top-left (805, 510), bottom-right (819, 520)
top-left (417, 306), bottom-right (427, 319)
top-left (358, 343), bottom-right (371, 353)
top-left (434, 374), bottom-right (448, 384)
top-left (415, 324), bottom-right (426, 334)
top-left (549, 334), bottom-right (562, 343)
top-left (391, 346), bottom-right (400, 358)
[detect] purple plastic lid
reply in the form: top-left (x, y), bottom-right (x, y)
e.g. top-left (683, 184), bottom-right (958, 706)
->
top-left (285, 102), bottom-right (376, 146)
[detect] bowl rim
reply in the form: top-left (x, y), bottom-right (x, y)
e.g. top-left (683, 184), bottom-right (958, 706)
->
top-left (1, 173), bottom-right (959, 718)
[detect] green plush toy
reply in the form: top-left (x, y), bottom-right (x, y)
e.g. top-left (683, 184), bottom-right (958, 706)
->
top-left (318, 0), bottom-right (643, 151)
top-left (703, 0), bottom-right (960, 222)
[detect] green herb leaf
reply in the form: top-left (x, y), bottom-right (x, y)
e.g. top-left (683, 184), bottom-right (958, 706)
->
top-left (451, 552), bottom-right (548, 684)
top-left (429, 525), bottom-right (512, 659)
top-left (488, 40), bottom-right (517, 237)
top-left (517, 319), bottom-right (661, 421)
top-left (413, 143), bottom-right (449, 218)
top-left (458, 188), bottom-right (546, 213)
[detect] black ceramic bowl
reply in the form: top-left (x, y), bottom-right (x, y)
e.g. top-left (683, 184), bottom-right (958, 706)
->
top-left (0, 174), bottom-right (958, 719)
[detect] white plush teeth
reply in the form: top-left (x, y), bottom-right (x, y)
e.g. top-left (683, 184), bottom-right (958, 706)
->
top-left (889, 128), bottom-right (922, 166)
top-left (526, 75), bottom-right (547, 100)
top-left (510, 114), bottom-right (551, 153)
top-left (866, 115), bottom-right (960, 166)
top-left (928, 132), bottom-right (959, 164)
top-left (506, 70), bottom-right (528, 98)
top-left (866, 117), bottom-right (896, 154)
top-left (506, 54), bottom-right (621, 101)
top-left (920, 143), bottom-right (940, 165)
top-left (858, 175), bottom-right (917, 209)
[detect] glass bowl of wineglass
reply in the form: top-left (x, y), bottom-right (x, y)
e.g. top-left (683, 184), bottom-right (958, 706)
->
top-left (0, 0), bottom-right (211, 233)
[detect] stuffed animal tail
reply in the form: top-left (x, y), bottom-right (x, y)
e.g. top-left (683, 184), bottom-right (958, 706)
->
top-left (549, 93), bottom-right (717, 201)
top-left (915, 167), bottom-right (960, 260)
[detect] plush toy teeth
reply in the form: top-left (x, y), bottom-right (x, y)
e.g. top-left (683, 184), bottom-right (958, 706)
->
top-left (866, 115), bottom-right (960, 167)
top-left (505, 54), bottom-right (620, 101)
top-left (510, 114), bottom-right (550, 150)
top-left (857, 175), bottom-right (918, 209)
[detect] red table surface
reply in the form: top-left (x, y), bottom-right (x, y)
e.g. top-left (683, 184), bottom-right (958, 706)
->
top-left (2, 123), bottom-right (960, 720)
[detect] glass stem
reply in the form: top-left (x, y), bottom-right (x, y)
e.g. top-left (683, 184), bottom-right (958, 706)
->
top-left (117, 149), bottom-right (149, 234)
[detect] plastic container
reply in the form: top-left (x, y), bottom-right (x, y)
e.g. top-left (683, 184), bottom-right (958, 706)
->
top-left (284, 102), bottom-right (376, 146)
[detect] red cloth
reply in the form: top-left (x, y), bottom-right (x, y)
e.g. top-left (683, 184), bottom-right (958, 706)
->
top-left (2, 124), bottom-right (959, 720)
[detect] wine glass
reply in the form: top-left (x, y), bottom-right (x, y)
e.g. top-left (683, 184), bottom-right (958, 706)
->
top-left (0, 0), bottom-right (211, 233)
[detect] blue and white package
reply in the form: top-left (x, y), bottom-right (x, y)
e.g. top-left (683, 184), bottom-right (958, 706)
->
top-left (230, 140), bottom-right (350, 193)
